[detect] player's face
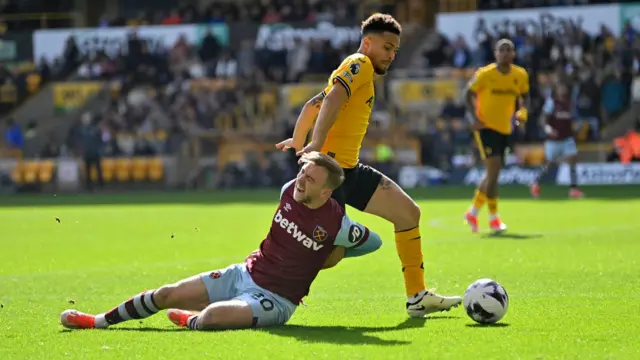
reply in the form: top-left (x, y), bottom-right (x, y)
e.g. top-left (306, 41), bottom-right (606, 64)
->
top-left (365, 32), bottom-right (400, 75)
top-left (494, 44), bottom-right (515, 65)
top-left (294, 163), bottom-right (331, 204)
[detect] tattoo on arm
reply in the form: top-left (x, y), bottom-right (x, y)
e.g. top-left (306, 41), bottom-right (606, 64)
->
top-left (379, 177), bottom-right (393, 190)
top-left (309, 92), bottom-right (325, 109)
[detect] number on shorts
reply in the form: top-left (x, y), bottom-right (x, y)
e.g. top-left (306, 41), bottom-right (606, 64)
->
top-left (260, 299), bottom-right (274, 311)
top-left (251, 292), bottom-right (274, 311)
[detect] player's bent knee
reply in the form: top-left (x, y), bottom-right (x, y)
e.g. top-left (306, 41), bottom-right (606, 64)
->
top-left (395, 200), bottom-right (421, 230)
top-left (198, 300), bottom-right (254, 330)
top-left (153, 284), bottom-right (180, 309)
top-left (154, 276), bottom-right (209, 310)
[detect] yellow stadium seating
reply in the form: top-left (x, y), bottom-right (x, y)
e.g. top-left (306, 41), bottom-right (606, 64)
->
top-left (11, 164), bottom-right (22, 184)
top-left (101, 158), bottom-right (116, 182)
top-left (132, 158), bottom-right (148, 181)
top-left (116, 158), bottom-right (132, 182)
top-left (525, 147), bottom-right (546, 167)
top-left (38, 160), bottom-right (55, 183)
top-left (23, 161), bottom-right (40, 183)
top-left (148, 158), bottom-right (164, 182)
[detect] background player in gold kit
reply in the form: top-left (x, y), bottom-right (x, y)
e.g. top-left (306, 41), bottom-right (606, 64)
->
top-left (276, 13), bottom-right (461, 317)
top-left (463, 39), bottom-right (530, 233)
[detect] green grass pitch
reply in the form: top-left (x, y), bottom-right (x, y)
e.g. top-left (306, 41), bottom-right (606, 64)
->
top-left (1, 186), bottom-right (639, 359)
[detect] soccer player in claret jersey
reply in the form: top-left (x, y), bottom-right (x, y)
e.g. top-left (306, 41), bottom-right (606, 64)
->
top-left (530, 84), bottom-right (584, 198)
top-left (464, 39), bottom-right (530, 233)
top-left (60, 152), bottom-right (384, 330)
top-left (276, 13), bottom-right (462, 317)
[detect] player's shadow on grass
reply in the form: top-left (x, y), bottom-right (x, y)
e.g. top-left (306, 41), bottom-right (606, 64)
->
top-left (465, 322), bottom-right (510, 328)
top-left (261, 316), bottom-right (459, 345)
top-left (60, 327), bottom-right (188, 333)
top-left (481, 232), bottom-right (543, 240)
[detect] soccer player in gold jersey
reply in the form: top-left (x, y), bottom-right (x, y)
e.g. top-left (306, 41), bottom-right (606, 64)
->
top-left (463, 39), bottom-right (530, 233)
top-left (276, 13), bottom-right (462, 317)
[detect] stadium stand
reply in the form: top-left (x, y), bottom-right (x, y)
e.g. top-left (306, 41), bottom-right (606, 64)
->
top-left (1, 0), bottom-right (639, 193)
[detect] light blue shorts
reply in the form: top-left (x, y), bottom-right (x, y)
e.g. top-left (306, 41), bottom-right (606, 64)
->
top-left (545, 138), bottom-right (577, 161)
top-left (199, 263), bottom-right (296, 327)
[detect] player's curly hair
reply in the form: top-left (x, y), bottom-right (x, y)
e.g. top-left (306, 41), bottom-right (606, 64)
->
top-left (361, 13), bottom-right (401, 36)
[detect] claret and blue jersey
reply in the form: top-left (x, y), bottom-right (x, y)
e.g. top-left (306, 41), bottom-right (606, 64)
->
top-left (245, 179), bottom-right (382, 305)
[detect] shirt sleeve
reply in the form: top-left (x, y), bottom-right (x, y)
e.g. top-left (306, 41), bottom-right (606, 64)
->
top-left (327, 57), bottom-right (374, 98)
top-left (280, 179), bottom-right (295, 199)
top-left (334, 214), bottom-right (382, 258)
top-left (468, 68), bottom-right (488, 93)
top-left (542, 98), bottom-right (554, 115)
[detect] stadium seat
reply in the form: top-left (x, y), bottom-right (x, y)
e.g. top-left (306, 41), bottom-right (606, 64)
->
top-left (132, 158), bottom-right (148, 181)
top-left (26, 73), bottom-right (41, 94)
top-left (525, 148), bottom-right (546, 166)
top-left (38, 160), bottom-right (55, 183)
top-left (101, 158), bottom-right (116, 182)
top-left (22, 161), bottom-right (40, 183)
top-left (576, 123), bottom-right (590, 142)
top-left (148, 158), bottom-right (164, 181)
top-left (11, 163), bottom-right (23, 184)
top-left (116, 158), bottom-right (132, 182)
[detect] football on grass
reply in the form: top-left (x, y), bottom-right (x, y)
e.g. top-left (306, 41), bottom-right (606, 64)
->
top-left (464, 278), bottom-right (509, 324)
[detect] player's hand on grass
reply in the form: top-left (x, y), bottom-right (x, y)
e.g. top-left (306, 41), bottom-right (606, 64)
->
top-left (275, 138), bottom-right (301, 152)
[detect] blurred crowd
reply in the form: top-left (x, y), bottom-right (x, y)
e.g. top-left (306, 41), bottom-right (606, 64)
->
top-left (413, 11), bottom-right (640, 170)
top-left (107, 0), bottom-right (362, 27)
top-left (3, 0), bottom-right (640, 186)
top-left (478, 0), bottom-right (614, 9)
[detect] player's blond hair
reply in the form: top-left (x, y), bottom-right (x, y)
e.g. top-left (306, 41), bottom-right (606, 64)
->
top-left (300, 152), bottom-right (345, 190)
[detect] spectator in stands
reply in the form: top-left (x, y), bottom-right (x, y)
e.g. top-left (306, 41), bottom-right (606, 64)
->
top-left (215, 51), bottom-right (238, 79)
top-left (162, 10), bottom-right (182, 25)
top-left (600, 66), bottom-right (626, 122)
top-left (198, 29), bottom-right (222, 64)
top-left (287, 38), bottom-right (310, 82)
top-left (61, 36), bottom-right (80, 77)
top-left (450, 36), bottom-right (472, 68)
top-left (78, 113), bottom-right (104, 191)
top-left (609, 116), bottom-right (640, 163)
top-left (573, 68), bottom-right (601, 140)
top-left (40, 136), bottom-right (61, 158)
top-left (3, 119), bottom-right (23, 150)
top-left (440, 96), bottom-right (466, 120)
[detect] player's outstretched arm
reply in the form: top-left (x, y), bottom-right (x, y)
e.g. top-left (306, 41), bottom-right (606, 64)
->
top-left (297, 84), bottom-right (348, 155)
top-left (321, 215), bottom-right (383, 270)
top-left (276, 92), bottom-right (326, 152)
top-left (343, 229), bottom-right (382, 258)
top-left (336, 215), bottom-right (383, 258)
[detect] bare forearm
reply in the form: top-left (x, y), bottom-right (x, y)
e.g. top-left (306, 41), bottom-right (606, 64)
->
top-left (292, 92), bottom-right (324, 147)
top-left (291, 104), bottom-right (318, 147)
top-left (310, 97), bottom-right (341, 145)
